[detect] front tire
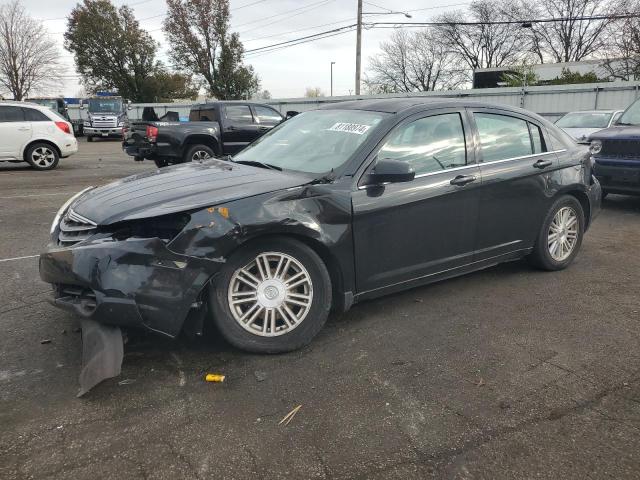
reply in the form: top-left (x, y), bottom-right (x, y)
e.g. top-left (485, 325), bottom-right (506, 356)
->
top-left (25, 143), bottom-right (59, 170)
top-left (528, 195), bottom-right (585, 271)
top-left (86, 135), bottom-right (93, 142)
top-left (184, 144), bottom-right (215, 163)
top-left (208, 237), bottom-right (332, 353)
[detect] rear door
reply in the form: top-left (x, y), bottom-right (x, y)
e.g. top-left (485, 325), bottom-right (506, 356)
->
top-left (0, 106), bottom-right (32, 159)
top-left (251, 105), bottom-right (283, 136)
top-left (469, 108), bottom-right (558, 259)
top-left (221, 104), bottom-right (260, 154)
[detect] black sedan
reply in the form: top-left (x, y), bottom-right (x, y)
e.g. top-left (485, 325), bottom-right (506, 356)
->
top-left (40, 99), bottom-right (601, 353)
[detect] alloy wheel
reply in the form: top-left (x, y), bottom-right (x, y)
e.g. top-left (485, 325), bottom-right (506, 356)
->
top-left (547, 206), bottom-right (579, 261)
top-left (31, 147), bottom-right (56, 168)
top-left (191, 150), bottom-right (211, 161)
top-left (227, 252), bottom-right (313, 337)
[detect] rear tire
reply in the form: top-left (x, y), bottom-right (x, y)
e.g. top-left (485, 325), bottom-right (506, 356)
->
top-left (184, 144), bottom-right (215, 163)
top-left (25, 143), bottom-right (59, 170)
top-left (601, 190), bottom-right (608, 200)
top-left (208, 237), bottom-right (332, 353)
top-left (528, 195), bottom-right (585, 271)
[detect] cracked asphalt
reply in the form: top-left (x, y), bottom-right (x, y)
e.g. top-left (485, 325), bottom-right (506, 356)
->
top-left (1, 139), bottom-right (640, 479)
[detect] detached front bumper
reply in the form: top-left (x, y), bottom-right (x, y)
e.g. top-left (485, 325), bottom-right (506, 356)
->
top-left (39, 238), bottom-right (223, 337)
top-left (85, 126), bottom-right (123, 138)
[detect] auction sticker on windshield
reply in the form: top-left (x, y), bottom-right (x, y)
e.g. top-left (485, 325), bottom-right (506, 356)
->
top-left (328, 122), bottom-right (371, 135)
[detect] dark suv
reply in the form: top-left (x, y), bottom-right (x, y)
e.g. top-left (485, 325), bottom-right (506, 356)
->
top-left (589, 99), bottom-right (640, 197)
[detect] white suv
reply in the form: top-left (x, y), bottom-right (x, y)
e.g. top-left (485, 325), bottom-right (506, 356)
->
top-left (0, 101), bottom-right (78, 170)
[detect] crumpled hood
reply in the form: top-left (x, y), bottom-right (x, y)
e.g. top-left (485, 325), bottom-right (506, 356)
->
top-left (72, 159), bottom-right (309, 225)
top-left (589, 125), bottom-right (640, 141)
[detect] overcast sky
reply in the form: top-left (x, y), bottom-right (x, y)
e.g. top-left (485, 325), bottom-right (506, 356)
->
top-left (24, 0), bottom-right (470, 99)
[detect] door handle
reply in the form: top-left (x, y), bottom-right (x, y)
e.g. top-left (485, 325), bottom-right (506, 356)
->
top-left (450, 174), bottom-right (477, 186)
top-left (17, 127), bottom-right (30, 131)
top-left (258, 126), bottom-right (269, 131)
top-left (227, 125), bottom-right (237, 131)
top-left (533, 159), bottom-right (553, 169)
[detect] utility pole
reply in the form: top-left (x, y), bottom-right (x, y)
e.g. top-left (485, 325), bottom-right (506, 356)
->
top-left (330, 61), bottom-right (335, 97)
top-left (355, 0), bottom-right (362, 95)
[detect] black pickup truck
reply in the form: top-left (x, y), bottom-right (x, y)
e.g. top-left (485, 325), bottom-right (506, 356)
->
top-left (123, 101), bottom-right (285, 167)
top-left (589, 98), bottom-right (640, 197)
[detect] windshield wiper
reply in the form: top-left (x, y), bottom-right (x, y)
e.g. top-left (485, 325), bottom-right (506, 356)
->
top-left (615, 121), bottom-right (634, 126)
top-left (233, 159), bottom-right (282, 171)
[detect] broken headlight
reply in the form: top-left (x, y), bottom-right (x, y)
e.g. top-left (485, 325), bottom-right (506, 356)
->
top-left (104, 213), bottom-right (191, 243)
top-left (589, 140), bottom-right (602, 155)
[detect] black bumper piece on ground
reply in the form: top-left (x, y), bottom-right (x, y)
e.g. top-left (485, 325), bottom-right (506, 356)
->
top-left (40, 237), bottom-right (223, 337)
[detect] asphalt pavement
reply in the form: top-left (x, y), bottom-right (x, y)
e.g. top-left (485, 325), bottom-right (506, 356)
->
top-left (1, 139), bottom-right (640, 479)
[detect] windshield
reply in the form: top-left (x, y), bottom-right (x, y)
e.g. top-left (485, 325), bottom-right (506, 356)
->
top-left (87, 98), bottom-right (122, 113)
top-left (233, 110), bottom-right (388, 174)
top-left (618, 99), bottom-right (640, 126)
top-left (556, 112), bottom-right (612, 128)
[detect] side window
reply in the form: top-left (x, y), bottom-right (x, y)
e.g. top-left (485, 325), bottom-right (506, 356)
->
top-left (23, 108), bottom-right (50, 122)
top-left (224, 105), bottom-right (254, 124)
top-left (188, 109), bottom-right (200, 121)
top-left (474, 113), bottom-right (532, 161)
top-left (529, 123), bottom-right (547, 154)
top-left (611, 111), bottom-right (623, 125)
top-left (198, 109), bottom-right (215, 121)
top-left (0, 106), bottom-right (25, 122)
top-left (377, 113), bottom-right (467, 175)
top-left (253, 105), bottom-right (282, 123)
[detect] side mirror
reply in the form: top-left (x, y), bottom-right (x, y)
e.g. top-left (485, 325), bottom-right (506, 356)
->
top-left (366, 159), bottom-right (415, 185)
top-left (79, 103), bottom-right (85, 110)
top-left (286, 110), bottom-right (299, 119)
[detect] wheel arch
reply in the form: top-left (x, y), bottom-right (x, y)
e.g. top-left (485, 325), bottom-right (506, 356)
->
top-left (23, 139), bottom-right (61, 161)
top-left (560, 188), bottom-right (591, 229)
top-left (232, 232), bottom-right (347, 313)
top-left (181, 135), bottom-right (221, 156)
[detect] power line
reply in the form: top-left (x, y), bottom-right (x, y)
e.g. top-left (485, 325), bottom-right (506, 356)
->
top-left (244, 12), bottom-right (640, 58)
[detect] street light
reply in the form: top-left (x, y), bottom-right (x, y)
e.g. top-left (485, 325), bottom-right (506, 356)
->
top-left (330, 61), bottom-right (336, 97)
top-left (355, 0), bottom-right (412, 95)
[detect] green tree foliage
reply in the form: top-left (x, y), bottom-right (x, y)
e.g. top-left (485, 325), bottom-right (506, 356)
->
top-left (64, 0), bottom-right (196, 102)
top-left (501, 64), bottom-right (540, 87)
top-left (164, 0), bottom-right (260, 100)
top-left (547, 68), bottom-right (603, 85)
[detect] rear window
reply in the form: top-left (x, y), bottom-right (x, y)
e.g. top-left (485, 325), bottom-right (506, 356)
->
top-left (556, 112), bottom-right (612, 128)
top-left (23, 107), bottom-right (50, 121)
top-left (0, 106), bottom-right (25, 122)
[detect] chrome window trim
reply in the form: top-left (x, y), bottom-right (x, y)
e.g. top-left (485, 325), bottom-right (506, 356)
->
top-left (357, 149), bottom-right (567, 189)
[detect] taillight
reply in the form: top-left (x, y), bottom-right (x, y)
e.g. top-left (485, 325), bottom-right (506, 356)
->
top-left (55, 121), bottom-right (71, 134)
top-left (146, 125), bottom-right (158, 142)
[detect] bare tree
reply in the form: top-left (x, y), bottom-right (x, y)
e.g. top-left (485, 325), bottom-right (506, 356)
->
top-left (365, 29), bottom-right (466, 93)
top-left (601, 1), bottom-right (640, 79)
top-left (435, 0), bottom-right (530, 74)
top-left (0, 0), bottom-right (62, 100)
top-left (523, 0), bottom-right (620, 63)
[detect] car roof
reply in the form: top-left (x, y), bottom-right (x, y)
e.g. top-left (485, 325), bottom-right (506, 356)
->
top-left (193, 101), bottom-right (276, 109)
top-left (317, 97), bottom-right (531, 115)
top-left (0, 100), bottom-right (47, 110)
top-left (561, 110), bottom-right (617, 114)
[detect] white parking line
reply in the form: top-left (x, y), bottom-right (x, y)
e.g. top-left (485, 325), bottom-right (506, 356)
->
top-left (0, 254), bottom-right (39, 263)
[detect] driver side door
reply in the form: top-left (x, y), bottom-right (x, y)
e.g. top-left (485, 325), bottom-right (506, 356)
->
top-left (352, 109), bottom-right (482, 295)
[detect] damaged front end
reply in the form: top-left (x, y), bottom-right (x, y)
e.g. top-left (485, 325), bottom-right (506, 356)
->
top-left (41, 204), bottom-right (228, 338)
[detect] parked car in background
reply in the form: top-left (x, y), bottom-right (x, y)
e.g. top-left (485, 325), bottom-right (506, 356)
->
top-left (0, 101), bottom-right (77, 170)
top-left (25, 97), bottom-right (83, 136)
top-left (555, 110), bottom-right (623, 143)
top-left (82, 95), bottom-right (130, 142)
top-left (589, 99), bottom-right (640, 197)
top-left (41, 99), bottom-right (600, 353)
top-left (123, 101), bottom-right (285, 168)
